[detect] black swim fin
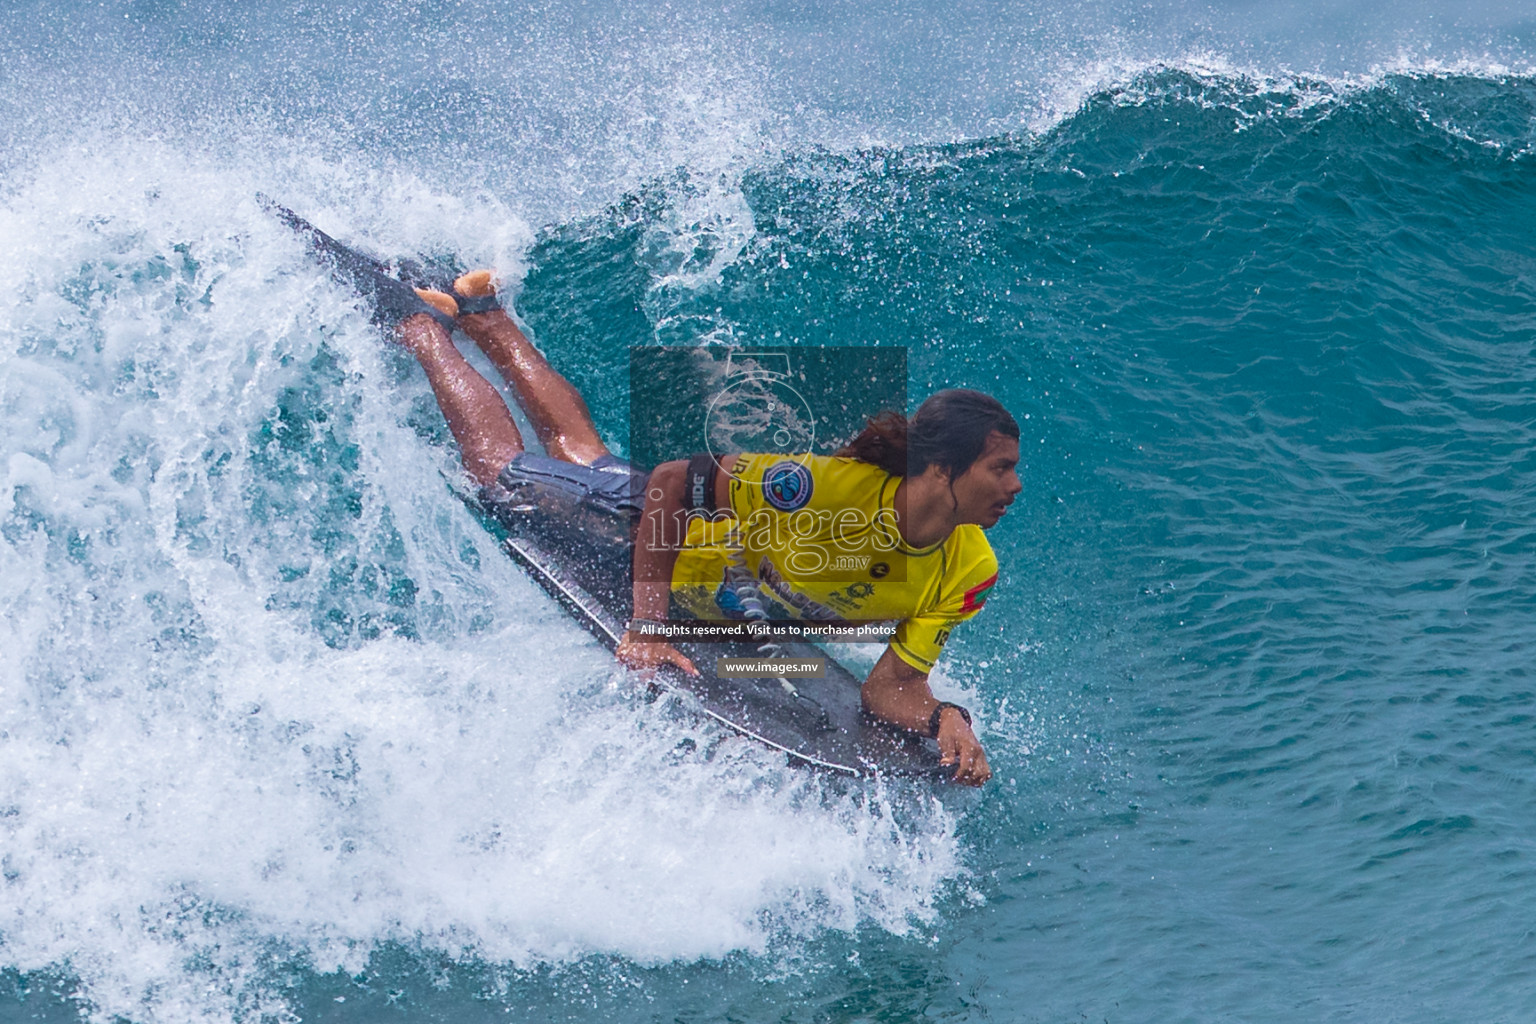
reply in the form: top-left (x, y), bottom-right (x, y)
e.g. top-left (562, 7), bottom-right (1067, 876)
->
top-left (258, 194), bottom-right (459, 334)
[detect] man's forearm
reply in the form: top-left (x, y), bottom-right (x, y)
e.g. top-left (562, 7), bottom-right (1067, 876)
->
top-left (860, 647), bottom-right (943, 733)
top-left (632, 460), bottom-right (687, 621)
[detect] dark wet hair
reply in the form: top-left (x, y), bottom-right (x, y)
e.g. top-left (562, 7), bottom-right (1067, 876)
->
top-left (837, 389), bottom-right (1019, 478)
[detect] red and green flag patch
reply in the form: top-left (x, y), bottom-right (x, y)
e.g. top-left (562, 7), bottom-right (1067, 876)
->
top-left (960, 573), bottom-right (998, 613)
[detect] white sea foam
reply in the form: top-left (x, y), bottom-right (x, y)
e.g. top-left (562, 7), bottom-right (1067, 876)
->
top-left (0, 139), bottom-right (964, 1024)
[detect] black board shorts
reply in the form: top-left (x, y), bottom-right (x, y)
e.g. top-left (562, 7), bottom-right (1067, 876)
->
top-left (477, 453), bottom-right (650, 609)
top-left (481, 453), bottom-right (649, 520)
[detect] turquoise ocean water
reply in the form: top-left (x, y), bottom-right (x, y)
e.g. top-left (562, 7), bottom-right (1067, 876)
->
top-left (3, 2), bottom-right (1535, 1021)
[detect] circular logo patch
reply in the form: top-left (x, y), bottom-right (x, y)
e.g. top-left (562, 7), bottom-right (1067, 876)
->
top-left (869, 561), bottom-right (890, 579)
top-left (764, 461), bottom-right (813, 511)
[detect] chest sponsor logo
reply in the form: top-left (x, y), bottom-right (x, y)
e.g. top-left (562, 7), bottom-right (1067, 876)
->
top-left (763, 460), bottom-right (814, 511)
top-left (869, 561), bottom-right (890, 578)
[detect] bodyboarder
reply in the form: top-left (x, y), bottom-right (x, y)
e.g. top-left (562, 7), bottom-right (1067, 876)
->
top-left (372, 265), bottom-right (1019, 786)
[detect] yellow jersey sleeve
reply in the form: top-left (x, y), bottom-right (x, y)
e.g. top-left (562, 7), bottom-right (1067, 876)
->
top-left (889, 528), bottom-right (999, 672)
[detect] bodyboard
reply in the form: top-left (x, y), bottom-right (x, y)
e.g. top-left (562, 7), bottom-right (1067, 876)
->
top-left (501, 531), bottom-right (946, 777)
top-left (267, 199), bottom-right (948, 777)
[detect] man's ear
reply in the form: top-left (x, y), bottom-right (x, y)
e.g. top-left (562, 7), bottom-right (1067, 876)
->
top-left (919, 461), bottom-right (953, 485)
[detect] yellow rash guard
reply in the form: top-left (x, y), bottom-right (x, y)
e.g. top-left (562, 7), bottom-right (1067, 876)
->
top-left (668, 453), bottom-right (999, 672)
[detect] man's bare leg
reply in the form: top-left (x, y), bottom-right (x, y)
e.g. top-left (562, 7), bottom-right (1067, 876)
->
top-left (397, 313), bottom-right (524, 486)
top-left (421, 273), bottom-right (611, 466)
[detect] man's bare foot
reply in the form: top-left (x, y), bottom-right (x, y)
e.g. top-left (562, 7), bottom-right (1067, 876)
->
top-left (413, 270), bottom-right (499, 322)
top-left (453, 269), bottom-right (497, 299)
top-left (414, 288), bottom-right (459, 318)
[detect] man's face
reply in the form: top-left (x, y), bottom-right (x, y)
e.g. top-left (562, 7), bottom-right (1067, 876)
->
top-left (949, 431), bottom-right (1023, 528)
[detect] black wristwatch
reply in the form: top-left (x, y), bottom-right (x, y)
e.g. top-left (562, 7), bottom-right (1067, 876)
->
top-left (928, 701), bottom-right (973, 738)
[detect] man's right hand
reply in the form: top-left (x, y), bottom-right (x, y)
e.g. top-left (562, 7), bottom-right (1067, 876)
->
top-left (614, 634), bottom-right (700, 677)
top-left (936, 710), bottom-right (991, 786)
